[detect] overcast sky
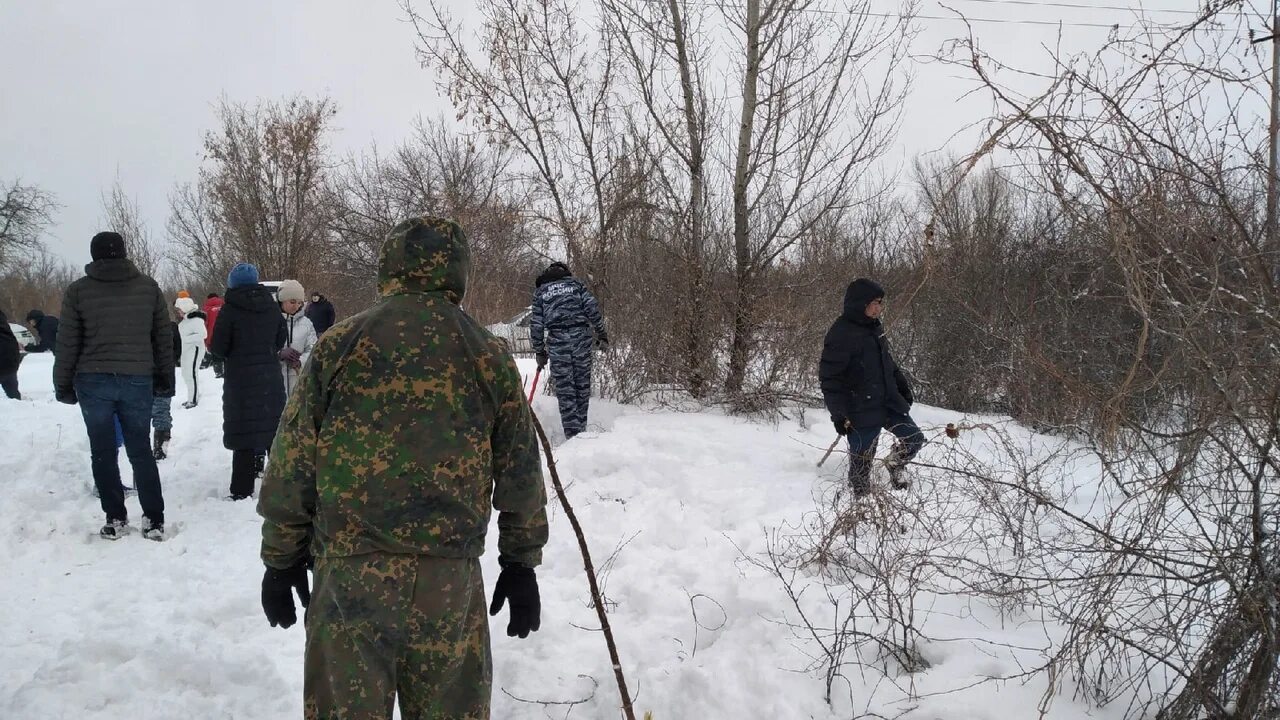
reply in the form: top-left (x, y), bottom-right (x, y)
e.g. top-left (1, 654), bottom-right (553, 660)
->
top-left (0, 0), bottom-right (1252, 268)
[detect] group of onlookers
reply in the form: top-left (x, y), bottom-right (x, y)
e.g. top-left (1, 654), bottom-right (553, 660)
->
top-left (5, 230), bottom-right (334, 539)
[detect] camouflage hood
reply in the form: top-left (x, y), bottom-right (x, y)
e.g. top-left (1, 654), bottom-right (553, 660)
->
top-left (376, 216), bottom-right (469, 303)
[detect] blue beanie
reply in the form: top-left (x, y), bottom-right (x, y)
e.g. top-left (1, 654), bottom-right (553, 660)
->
top-left (227, 263), bottom-right (260, 289)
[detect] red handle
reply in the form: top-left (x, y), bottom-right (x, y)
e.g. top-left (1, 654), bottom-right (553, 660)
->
top-left (528, 367), bottom-right (542, 403)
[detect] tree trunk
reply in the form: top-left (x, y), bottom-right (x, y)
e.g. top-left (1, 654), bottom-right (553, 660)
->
top-left (726, 0), bottom-right (762, 395)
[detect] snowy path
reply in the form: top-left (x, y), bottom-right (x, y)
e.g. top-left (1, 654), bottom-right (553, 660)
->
top-left (1, 353), bottom-right (1122, 719)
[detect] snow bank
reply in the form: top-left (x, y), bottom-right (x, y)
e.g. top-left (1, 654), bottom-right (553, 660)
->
top-left (2, 353), bottom-right (1123, 718)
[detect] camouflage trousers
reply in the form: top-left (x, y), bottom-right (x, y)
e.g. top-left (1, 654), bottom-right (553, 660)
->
top-left (304, 554), bottom-right (491, 720)
top-left (547, 326), bottom-right (594, 438)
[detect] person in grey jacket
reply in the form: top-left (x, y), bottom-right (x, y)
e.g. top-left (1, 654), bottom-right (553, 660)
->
top-left (54, 231), bottom-right (175, 541)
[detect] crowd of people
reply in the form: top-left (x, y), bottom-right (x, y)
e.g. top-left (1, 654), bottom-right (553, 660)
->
top-left (2, 217), bottom-right (924, 718)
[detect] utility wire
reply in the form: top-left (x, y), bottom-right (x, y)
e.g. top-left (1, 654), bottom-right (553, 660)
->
top-left (945, 0), bottom-right (1243, 16)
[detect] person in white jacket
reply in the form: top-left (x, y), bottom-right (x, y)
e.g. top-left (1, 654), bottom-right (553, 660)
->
top-left (276, 280), bottom-right (316, 397)
top-left (174, 295), bottom-right (208, 409)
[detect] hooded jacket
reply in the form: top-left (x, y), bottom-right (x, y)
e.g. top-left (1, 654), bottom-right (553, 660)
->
top-left (202, 296), bottom-right (224, 351)
top-left (818, 279), bottom-right (914, 429)
top-left (209, 284), bottom-right (286, 451)
top-left (53, 259), bottom-right (175, 397)
top-left (258, 216), bottom-right (548, 571)
top-left (280, 310), bottom-right (317, 395)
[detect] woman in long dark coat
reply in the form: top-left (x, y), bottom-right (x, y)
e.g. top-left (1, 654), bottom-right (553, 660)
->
top-left (209, 263), bottom-right (286, 500)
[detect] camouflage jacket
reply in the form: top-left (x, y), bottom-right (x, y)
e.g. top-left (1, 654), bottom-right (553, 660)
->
top-left (259, 216), bottom-right (549, 570)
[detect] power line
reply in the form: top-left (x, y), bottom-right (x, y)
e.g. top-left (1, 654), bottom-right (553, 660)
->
top-left (638, 0), bottom-right (1234, 30)
top-left (945, 0), bottom-right (1242, 16)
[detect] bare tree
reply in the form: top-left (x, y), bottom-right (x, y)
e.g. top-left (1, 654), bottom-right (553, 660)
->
top-left (168, 95), bottom-right (338, 286)
top-left (100, 177), bottom-right (162, 277)
top-left (0, 180), bottom-right (56, 271)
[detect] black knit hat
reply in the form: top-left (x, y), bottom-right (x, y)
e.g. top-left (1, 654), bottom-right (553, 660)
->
top-left (90, 231), bottom-right (127, 261)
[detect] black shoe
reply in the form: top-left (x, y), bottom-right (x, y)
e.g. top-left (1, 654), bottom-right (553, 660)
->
top-left (141, 517), bottom-right (165, 542)
top-left (181, 400), bottom-right (197, 409)
top-left (100, 518), bottom-right (128, 540)
top-left (224, 494), bottom-right (252, 502)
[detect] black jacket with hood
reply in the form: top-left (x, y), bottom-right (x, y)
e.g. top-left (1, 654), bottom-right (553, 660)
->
top-left (210, 284), bottom-right (287, 451)
top-left (818, 279), bottom-right (914, 429)
top-left (0, 308), bottom-right (19, 376)
top-left (53, 259), bottom-right (175, 399)
top-left (24, 310), bottom-right (60, 354)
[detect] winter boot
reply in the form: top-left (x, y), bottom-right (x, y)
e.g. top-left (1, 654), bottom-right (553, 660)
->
top-left (153, 430), bottom-right (171, 461)
top-left (181, 400), bottom-right (198, 410)
top-left (99, 518), bottom-right (128, 540)
top-left (141, 517), bottom-right (165, 542)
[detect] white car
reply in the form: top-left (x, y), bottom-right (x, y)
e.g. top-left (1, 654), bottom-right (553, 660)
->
top-left (485, 307), bottom-right (534, 355)
top-left (10, 322), bottom-right (34, 354)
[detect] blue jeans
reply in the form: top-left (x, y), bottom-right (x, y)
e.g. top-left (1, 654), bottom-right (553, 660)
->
top-left (846, 410), bottom-right (925, 492)
top-left (75, 373), bottom-right (165, 523)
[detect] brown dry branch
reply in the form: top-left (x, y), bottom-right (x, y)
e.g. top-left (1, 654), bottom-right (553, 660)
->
top-left (529, 412), bottom-right (637, 720)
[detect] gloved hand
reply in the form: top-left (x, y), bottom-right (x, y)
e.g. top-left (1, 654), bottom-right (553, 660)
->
top-left (489, 564), bottom-right (541, 638)
top-left (900, 384), bottom-right (915, 405)
top-left (596, 334), bottom-right (609, 353)
top-left (262, 562), bottom-right (311, 629)
top-left (536, 352), bottom-right (548, 370)
top-left (279, 347), bottom-right (302, 365)
top-left (55, 387), bottom-right (78, 405)
top-left (832, 417), bottom-right (851, 436)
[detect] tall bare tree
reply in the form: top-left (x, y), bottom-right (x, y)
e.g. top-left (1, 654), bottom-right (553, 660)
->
top-left (168, 95), bottom-right (337, 286)
top-left (0, 180), bottom-right (56, 271)
top-left (100, 177), bottom-right (162, 278)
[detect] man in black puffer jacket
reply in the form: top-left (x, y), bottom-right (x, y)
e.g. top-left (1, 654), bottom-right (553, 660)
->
top-left (0, 306), bottom-right (21, 399)
top-left (819, 278), bottom-right (924, 495)
top-left (210, 262), bottom-right (286, 500)
top-left (54, 231), bottom-right (174, 540)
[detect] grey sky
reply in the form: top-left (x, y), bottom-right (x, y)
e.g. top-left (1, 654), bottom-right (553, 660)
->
top-left (0, 0), bottom-right (1250, 268)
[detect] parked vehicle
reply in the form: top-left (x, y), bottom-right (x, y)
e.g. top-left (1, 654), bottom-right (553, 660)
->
top-left (485, 307), bottom-right (533, 355)
top-left (10, 323), bottom-right (34, 354)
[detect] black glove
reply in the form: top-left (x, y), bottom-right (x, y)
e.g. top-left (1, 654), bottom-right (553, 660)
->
top-left (832, 417), bottom-right (851, 436)
top-left (536, 352), bottom-right (548, 370)
top-left (153, 371), bottom-right (176, 398)
top-left (901, 386), bottom-right (914, 405)
top-left (55, 387), bottom-right (78, 405)
top-left (262, 562), bottom-right (311, 629)
top-left (596, 335), bottom-right (609, 352)
top-left (489, 564), bottom-right (541, 638)
top-left (279, 347), bottom-right (302, 364)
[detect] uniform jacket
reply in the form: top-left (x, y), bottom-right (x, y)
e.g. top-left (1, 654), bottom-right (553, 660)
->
top-left (529, 267), bottom-right (607, 355)
top-left (258, 216), bottom-right (549, 572)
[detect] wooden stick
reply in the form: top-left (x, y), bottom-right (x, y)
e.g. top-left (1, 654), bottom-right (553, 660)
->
top-left (530, 413), bottom-right (637, 720)
top-left (816, 435), bottom-right (843, 467)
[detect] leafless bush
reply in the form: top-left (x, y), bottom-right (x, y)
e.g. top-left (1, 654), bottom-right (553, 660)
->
top-left (0, 180), bottom-right (56, 272)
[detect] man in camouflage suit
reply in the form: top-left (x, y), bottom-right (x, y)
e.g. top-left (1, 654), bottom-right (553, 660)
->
top-left (530, 261), bottom-right (608, 439)
top-left (258, 216), bottom-right (549, 720)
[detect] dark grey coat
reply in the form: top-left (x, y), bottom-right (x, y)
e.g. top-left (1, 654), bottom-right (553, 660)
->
top-left (53, 259), bottom-right (175, 398)
top-left (209, 284), bottom-right (286, 452)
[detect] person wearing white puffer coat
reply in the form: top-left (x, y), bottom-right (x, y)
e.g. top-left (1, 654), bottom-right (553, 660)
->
top-left (174, 295), bottom-right (208, 409)
top-left (276, 280), bottom-right (317, 398)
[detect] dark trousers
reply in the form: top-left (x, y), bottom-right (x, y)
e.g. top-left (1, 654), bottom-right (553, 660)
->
top-left (231, 449), bottom-right (264, 497)
top-left (75, 373), bottom-right (165, 523)
top-left (1, 372), bottom-right (19, 399)
top-left (846, 410), bottom-right (925, 493)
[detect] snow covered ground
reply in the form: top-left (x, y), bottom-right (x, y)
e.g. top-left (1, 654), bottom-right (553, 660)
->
top-left (1, 352), bottom-right (1126, 719)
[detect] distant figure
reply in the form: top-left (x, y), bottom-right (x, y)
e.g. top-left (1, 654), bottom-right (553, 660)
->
top-left (275, 280), bottom-right (316, 397)
top-left (203, 293), bottom-right (225, 378)
top-left (210, 263), bottom-right (285, 501)
top-left (24, 309), bottom-right (59, 355)
top-left (174, 293), bottom-right (208, 409)
top-left (54, 231), bottom-right (174, 541)
top-left (819, 278), bottom-right (925, 496)
top-left (530, 261), bottom-right (608, 439)
top-left (304, 291), bottom-right (335, 335)
top-left (0, 306), bottom-right (21, 399)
